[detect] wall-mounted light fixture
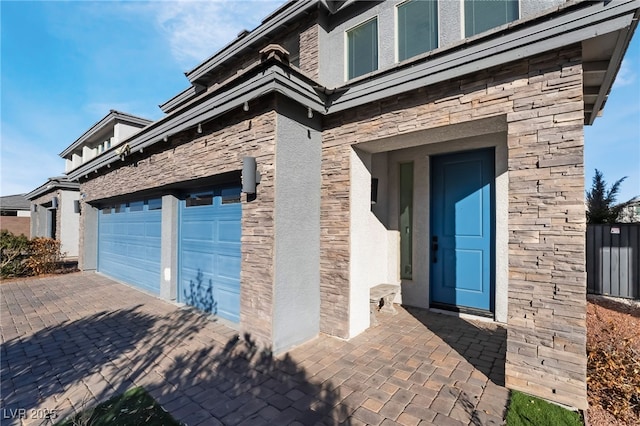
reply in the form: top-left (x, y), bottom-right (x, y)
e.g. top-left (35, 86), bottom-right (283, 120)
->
top-left (51, 197), bottom-right (59, 209)
top-left (163, 135), bottom-right (168, 142)
top-left (197, 123), bottom-right (202, 134)
top-left (242, 156), bottom-right (261, 195)
top-left (243, 101), bottom-right (249, 112)
top-left (307, 107), bottom-right (313, 119)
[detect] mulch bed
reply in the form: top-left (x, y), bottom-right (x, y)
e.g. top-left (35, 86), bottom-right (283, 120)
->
top-left (587, 295), bottom-right (640, 426)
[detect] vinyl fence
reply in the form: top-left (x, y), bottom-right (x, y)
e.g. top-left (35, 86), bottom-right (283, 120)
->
top-left (586, 223), bottom-right (640, 299)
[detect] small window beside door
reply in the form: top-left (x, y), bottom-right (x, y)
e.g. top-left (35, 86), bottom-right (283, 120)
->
top-left (397, 0), bottom-right (438, 62)
top-left (399, 162), bottom-right (414, 280)
top-left (346, 17), bottom-right (378, 80)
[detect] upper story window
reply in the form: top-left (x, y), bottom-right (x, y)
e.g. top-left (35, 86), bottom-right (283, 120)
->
top-left (347, 17), bottom-right (378, 80)
top-left (397, 0), bottom-right (438, 62)
top-left (464, 0), bottom-right (519, 37)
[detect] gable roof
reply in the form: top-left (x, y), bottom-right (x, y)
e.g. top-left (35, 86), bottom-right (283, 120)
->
top-left (0, 194), bottom-right (30, 211)
top-left (59, 110), bottom-right (152, 158)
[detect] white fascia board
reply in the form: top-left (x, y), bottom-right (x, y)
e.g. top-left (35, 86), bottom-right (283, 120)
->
top-left (327, 0), bottom-right (639, 114)
top-left (67, 65), bottom-right (325, 181)
top-left (186, 0), bottom-right (317, 84)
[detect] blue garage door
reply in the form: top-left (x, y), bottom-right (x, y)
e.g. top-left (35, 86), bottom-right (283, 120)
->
top-left (98, 199), bottom-right (162, 294)
top-left (179, 186), bottom-right (242, 322)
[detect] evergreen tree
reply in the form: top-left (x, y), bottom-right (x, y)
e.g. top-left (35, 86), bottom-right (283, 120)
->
top-left (586, 169), bottom-right (627, 224)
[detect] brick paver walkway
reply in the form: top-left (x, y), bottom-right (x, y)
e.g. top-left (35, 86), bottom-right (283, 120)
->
top-left (1, 273), bottom-right (509, 425)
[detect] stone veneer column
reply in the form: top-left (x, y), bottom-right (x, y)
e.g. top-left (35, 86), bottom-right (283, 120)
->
top-left (319, 142), bottom-right (352, 339)
top-left (505, 47), bottom-right (587, 409)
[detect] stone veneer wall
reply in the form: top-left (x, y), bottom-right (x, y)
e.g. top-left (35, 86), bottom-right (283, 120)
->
top-left (299, 19), bottom-right (319, 79)
top-left (321, 45), bottom-right (586, 408)
top-left (79, 100), bottom-right (277, 346)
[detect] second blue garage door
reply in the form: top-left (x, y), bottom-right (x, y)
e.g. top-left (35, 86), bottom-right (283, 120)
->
top-left (179, 186), bottom-right (242, 322)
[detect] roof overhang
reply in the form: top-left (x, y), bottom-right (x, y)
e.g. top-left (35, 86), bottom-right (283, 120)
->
top-left (26, 177), bottom-right (80, 200)
top-left (59, 110), bottom-right (153, 158)
top-left (67, 57), bottom-right (326, 181)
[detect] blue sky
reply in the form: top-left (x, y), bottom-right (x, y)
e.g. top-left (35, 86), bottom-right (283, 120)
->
top-left (1, 1), bottom-right (639, 202)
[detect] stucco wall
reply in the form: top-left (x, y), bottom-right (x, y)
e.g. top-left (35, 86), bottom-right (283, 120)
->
top-left (272, 97), bottom-right (322, 353)
top-left (320, 45), bottom-right (586, 408)
top-left (59, 190), bottom-right (80, 258)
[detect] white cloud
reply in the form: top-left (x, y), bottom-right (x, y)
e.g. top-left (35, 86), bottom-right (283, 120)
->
top-left (150, 0), bottom-right (285, 70)
top-left (612, 58), bottom-right (636, 89)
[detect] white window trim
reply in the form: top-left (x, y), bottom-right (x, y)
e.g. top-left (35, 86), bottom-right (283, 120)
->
top-left (395, 0), bottom-right (441, 64)
top-left (344, 16), bottom-right (379, 82)
top-left (460, 0), bottom-right (521, 39)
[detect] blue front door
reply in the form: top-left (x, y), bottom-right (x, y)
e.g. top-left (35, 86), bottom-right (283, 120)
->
top-left (431, 149), bottom-right (494, 312)
top-left (179, 186), bottom-right (242, 322)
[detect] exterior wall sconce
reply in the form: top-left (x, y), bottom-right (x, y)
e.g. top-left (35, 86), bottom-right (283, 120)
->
top-left (197, 123), bottom-right (202, 134)
top-left (243, 101), bottom-right (249, 112)
top-left (163, 135), bottom-right (168, 142)
top-left (51, 197), bottom-right (59, 209)
top-left (242, 156), bottom-right (261, 195)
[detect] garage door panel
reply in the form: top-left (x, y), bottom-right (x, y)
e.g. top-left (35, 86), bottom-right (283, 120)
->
top-left (179, 186), bottom-right (241, 322)
top-left (98, 200), bottom-right (161, 295)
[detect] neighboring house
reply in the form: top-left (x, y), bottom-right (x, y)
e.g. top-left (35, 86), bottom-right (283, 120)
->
top-left (618, 195), bottom-right (640, 222)
top-left (0, 194), bottom-right (31, 237)
top-left (63, 0), bottom-right (639, 410)
top-left (26, 177), bottom-right (80, 259)
top-left (60, 109), bottom-right (152, 174)
top-left (25, 110), bottom-right (152, 260)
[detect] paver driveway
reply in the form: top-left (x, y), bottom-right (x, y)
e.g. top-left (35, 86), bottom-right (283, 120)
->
top-left (1, 273), bottom-right (509, 425)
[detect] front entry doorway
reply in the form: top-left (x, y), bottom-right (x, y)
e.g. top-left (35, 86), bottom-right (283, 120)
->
top-left (430, 148), bottom-right (494, 314)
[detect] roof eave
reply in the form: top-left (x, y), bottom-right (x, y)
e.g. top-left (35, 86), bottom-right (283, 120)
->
top-left (67, 60), bottom-right (325, 182)
top-left (59, 110), bottom-right (153, 158)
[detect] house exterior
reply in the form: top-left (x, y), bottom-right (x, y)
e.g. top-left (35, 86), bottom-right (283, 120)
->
top-left (618, 195), bottom-right (640, 222)
top-left (0, 194), bottom-right (31, 237)
top-left (26, 177), bottom-right (80, 258)
top-left (26, 110), bottom-right (151, 259)
top-left (63, 0), bottom-right (639, 410)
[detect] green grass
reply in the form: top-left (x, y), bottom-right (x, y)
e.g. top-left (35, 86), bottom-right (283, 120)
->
top-left (506, 390), bottom-right (583, 426)
top-left (55, 387), bottom-right (180, 426)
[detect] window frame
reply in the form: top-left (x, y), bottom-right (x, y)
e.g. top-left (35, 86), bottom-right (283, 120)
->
top-left (344, 16), bottom-right (379, 81)
top-left (461, 0), bottom-right (520, 38)
top-left (395, 0), bottom-right (440, 63)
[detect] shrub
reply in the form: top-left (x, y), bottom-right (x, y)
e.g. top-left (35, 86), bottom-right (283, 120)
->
top-left (587, 318), bottom-right (640, 423)
top-left (1, 230), bottom-right (31, 277)
top-left (25, 237), bottom-right (62, 276)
